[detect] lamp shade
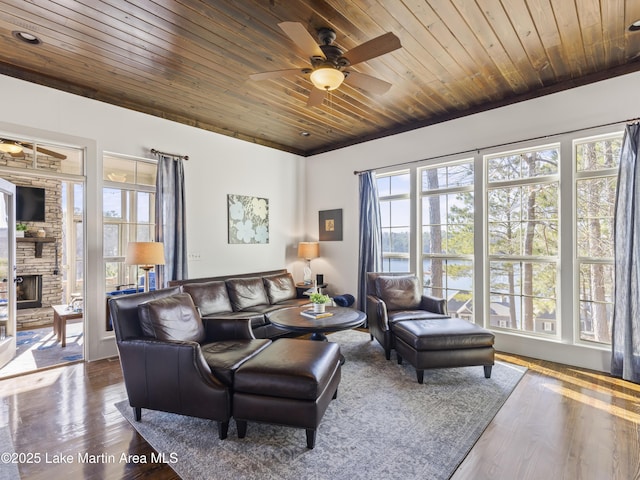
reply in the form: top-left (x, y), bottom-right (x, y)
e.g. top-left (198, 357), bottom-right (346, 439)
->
top-left (310, 67), bottom-right (345, 91)
top-left (298, 241), bottom-right (320, 260)
top-left (125, 242), bottom-right (165, 267)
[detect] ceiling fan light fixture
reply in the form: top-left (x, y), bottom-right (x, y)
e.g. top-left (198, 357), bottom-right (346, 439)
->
top-left (629, 20), bottom-right (640, 31)
top-left (0, 141), bottom-right (23, 154)
top-left (310, 67), bottom-right (345, 91)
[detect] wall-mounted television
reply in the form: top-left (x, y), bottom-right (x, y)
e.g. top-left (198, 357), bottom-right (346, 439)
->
top-left (16, 186), bottom-right (45, 222)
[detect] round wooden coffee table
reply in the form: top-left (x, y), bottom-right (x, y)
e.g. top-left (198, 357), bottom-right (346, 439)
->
top-left (267, 306), bottom-right (366, 363)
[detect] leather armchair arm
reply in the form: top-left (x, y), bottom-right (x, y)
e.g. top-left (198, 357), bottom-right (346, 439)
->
top-left (201, 316), bottom-right (255, 341)
top-left (367, 294), bottom-right (390, 332)
top-left (116, 338), bottom-right (230, 420)
top-left (420, 295), bottom-right (448, 315)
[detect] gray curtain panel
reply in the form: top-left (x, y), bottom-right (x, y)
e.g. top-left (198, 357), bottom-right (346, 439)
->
top-left (357, 171), bottom-right (382, 313)
top-left (611, 123), bottom-right (640, 384)
top-left (155, 154), bottom-right (188, 287)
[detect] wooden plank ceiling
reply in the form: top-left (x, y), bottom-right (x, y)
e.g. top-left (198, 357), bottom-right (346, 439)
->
top-left (0, 1), bottom-right (639, 156)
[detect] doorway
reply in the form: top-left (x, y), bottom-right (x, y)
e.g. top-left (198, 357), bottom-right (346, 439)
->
top-left (0, 137), bottom-right (86, 378)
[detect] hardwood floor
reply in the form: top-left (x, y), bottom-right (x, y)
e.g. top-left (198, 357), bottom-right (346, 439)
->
top-left (0, 351), bottom-right (638, 480)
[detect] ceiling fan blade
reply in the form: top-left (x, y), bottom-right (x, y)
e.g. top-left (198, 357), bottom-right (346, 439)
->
top-left (342, 32), bottom-right (401, 66)
top-left (344, 71), bottom-right (392, 95)
top-left (278, 22), bottom-right (324, 59)
top-left (306, 87), bottom-right (327, 107)
top-left (250, 68), bottom-right (306, 81)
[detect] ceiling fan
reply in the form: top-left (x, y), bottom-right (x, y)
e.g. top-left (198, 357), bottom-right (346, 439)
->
top-left (250, 22), bottom-right (402, 107)
top-left (0, 139), bottom-right (67, 159)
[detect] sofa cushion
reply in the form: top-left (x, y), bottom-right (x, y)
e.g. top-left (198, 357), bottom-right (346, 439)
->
top-left (181, 281), bottom-right (233, 316)
top-left (262, 272), bottom-right (297, 304)
top-left (138, 293), bottom-right (205, 343)
top-left (375, 275), bottom-right (421, 310)
top-left (226, 277), bottom-right (270, 311)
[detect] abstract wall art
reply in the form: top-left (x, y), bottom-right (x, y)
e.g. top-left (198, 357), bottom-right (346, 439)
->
top-left (227, 194), bottom-right (269, 244)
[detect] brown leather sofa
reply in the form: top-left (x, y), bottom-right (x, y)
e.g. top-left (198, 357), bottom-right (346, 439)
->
top-left (366, 272), bottom-right (449, 360)
top-left (170, 270), bottom-right (309, 339)
top-left (109, 285), bottom-right (341, 448)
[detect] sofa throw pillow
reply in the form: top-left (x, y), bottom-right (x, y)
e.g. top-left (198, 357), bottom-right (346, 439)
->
top-left (226, 277), bottom-right (270, 311)
top-left (138, 293), bottom-right (205, 343)
top-left (263, 273), bottom-right (296, 304)
top-left (181, 281), bottom-right (233, 316)
top-left (375, 275), bottom-right (422, 311)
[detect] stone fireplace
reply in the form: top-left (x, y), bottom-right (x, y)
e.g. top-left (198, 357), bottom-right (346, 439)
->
top-left (10, 175), bottom-right (63, 330)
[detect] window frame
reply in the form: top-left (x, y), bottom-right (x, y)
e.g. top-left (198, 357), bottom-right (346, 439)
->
top-left (572, 132), bottom-right (622, 347)
top-left (102, 154), bottom-right (157, 293)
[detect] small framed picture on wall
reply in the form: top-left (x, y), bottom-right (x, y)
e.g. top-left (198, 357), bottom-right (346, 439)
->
top-left (319, 209), bottom-right (343, 241)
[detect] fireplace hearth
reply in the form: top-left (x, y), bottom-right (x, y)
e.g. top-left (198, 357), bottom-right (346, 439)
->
top-left (16, 275), bottom-right (43, 310)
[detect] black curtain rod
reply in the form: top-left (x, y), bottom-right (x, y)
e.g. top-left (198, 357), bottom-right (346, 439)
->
top-left (353, 116), bottom-right (640, 175)
top-left (151, 148), bottom-right (189, 161)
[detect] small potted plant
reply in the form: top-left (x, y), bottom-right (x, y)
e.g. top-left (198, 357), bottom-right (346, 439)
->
top-left (16, 223), bottom-right (27, 238)
top-left (309, 292), bottom-right (331, 313)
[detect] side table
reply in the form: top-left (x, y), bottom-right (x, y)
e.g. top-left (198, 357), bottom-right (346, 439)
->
top-left (295, 282), bottom-right (328, 298)
top-left (52, 304), bottom-right (83, 347)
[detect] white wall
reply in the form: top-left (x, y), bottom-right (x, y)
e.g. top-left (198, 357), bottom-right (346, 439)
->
top-left (305, 71), bottom-right (640, 372)
top-left (2, 70), bottom-right (639, 370)
top-left (0, 74), bottom-right (305, 361)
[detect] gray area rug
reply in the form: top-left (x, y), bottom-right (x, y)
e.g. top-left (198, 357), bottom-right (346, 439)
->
top-left (0, 426), bottom-right (20, 480)
top-left (116, 329), bottom-right (526, 480)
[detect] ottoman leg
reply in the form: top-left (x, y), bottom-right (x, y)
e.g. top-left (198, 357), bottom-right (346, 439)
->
top-left (133, 407), bottom-right (141, 421)
top-left (306, 429), bottom-right (317, 449)
top-left (397, 353), bottom-right (403, 365)
top-left (484, 365), bottom-right (493, 379)
top-left (236, 420), bottom-right (247, 439)
top-left (332, 388), bottom-right (338, 400)
top-left (416, 369), bottom-right (424, 384)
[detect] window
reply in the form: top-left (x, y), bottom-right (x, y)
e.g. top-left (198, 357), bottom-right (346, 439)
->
top-left (486, 145), bottom-right (559, 337)
top-left (375, 129), bottom-right (622, 351)
top-left (377, 171), bottom-right (411, 272)
top-left (103, 154), bottom-right (156, 293)
top-left (61, 182), bottom-right (84, 303)
top-left (420, 161), bottom-right (474, 319)
top-left (575, 133), bottom-right (621, 345)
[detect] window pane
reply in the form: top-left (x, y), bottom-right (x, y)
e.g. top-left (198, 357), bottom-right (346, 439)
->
top-left (576, 177), bottom-right (616, 258)
top-left (489, 260), bottom-right (557, 336)
top-left (137, 192), bottom-right (152, 223)
top-left (421, 162), bottom-right (473, 191)
top-left (377, 176), bottom-right (391, 197)
top-left (487, 147), bottom-right (559, 181)
top-left (487, 183), bottom-right (558, 256)
top-left (104, 156), bottom-right (135, 183)
top-left (390, 199), bottom-right (410, 226)
top-left (137, 161), bottom-right (157, 186)
top-left (103, 188), bottom-right (125, 219)
top-left (579, 263), bottom-right (613, 344)
top-left (381, 257), bottom-right (409, 272)
top-left (576, 137), bottom-right (621, 172)
top-left (389, 173), bottom-right (410, 195)
top-left (103, 225), bottom-right (120, 256)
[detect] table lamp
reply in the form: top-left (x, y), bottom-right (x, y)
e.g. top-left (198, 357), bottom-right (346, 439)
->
top-left (297, 241), bottom-right (319, 285)
top-left (125, 242), bottom-right (165, 292)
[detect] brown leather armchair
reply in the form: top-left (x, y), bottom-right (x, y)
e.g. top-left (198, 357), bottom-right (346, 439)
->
top-left (109, 288), bottom-right (270, 440)
top-left (366, 272), bottom-right (449, 360)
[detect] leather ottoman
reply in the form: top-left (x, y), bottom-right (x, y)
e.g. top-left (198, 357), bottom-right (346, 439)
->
top-left (233, 338), bottom-right (341, 449)
top-left (393, 318), bottom-right (495, 384)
